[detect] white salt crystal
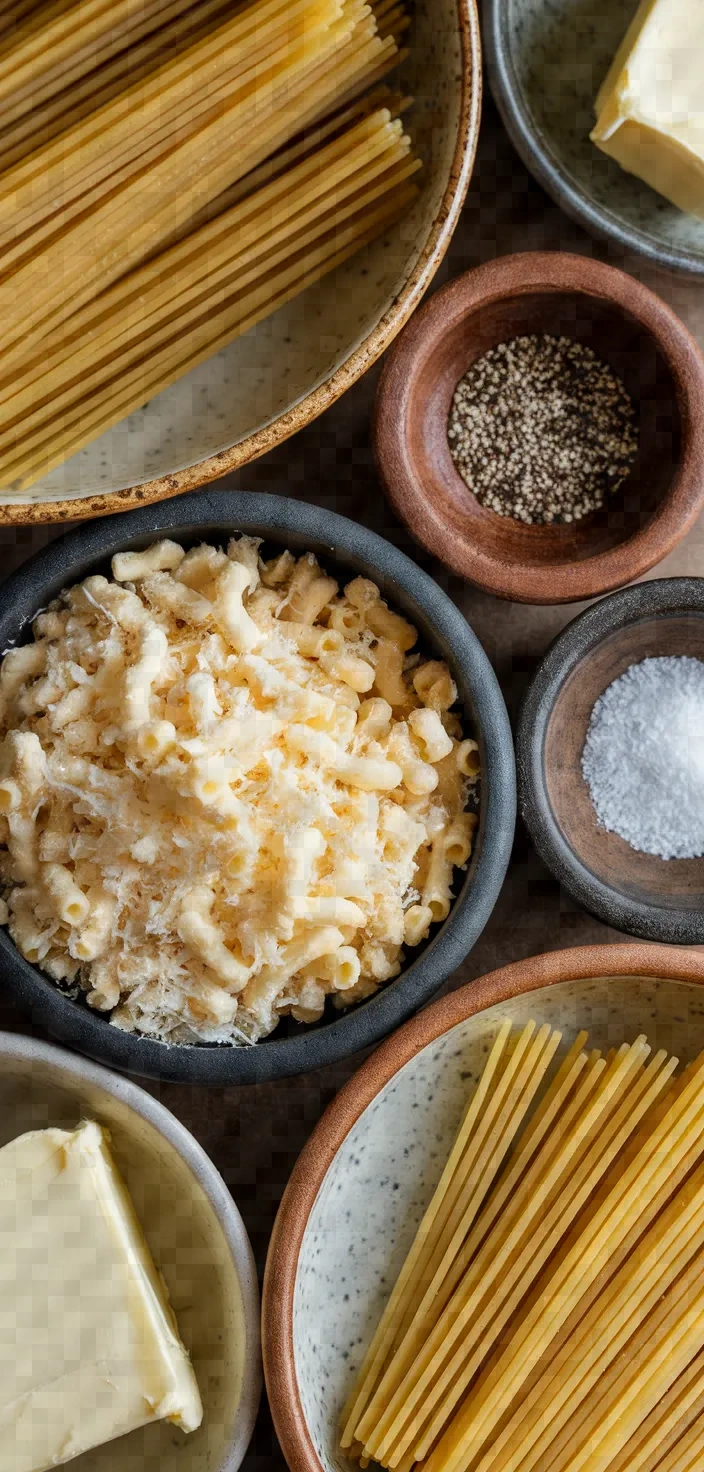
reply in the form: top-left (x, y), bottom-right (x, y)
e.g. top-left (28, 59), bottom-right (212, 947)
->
top-left (581, 656), bottom-right (704, 860)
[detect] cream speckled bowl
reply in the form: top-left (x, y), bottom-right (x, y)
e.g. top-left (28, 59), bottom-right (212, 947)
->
top-left (262, 943), bottom-right (704, 1472)
top-left (1, 1), bottom-right (480, 525)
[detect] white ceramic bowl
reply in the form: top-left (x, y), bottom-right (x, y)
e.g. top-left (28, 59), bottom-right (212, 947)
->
top-left (0, 1031), bottom-right (261, 1472)
top-left (2, 0), bottom-right (481, 524)
top-left (263, 943), bottom-right (704, 1472)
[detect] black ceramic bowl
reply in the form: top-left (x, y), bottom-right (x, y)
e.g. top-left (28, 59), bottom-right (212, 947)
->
top-left (517, 579), bottom-right (704, 944)
top-left (0, 490), bottom-right (515, 1084)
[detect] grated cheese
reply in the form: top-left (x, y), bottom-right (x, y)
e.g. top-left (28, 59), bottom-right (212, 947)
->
top-left (0, 538), bottom-right (479, 1045)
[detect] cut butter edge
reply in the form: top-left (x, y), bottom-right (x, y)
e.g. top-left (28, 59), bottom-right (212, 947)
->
top-left (0, 1119), bottom-right (203, 1472)
top-left (591, 0), bottom-right (704, 219)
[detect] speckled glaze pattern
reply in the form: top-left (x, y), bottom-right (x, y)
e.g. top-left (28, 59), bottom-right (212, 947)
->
top-left (0, 1), bottom-right (480, 521)
top-left (293, 1022), bottom-right (492, 1472)
top-left (260, 947), bottom-right (704, 1472)
top-left (284, 964), bottom-right (704, 1472)
top-left (0, 489), bottom-right (515, 1085)
top-left (484, 0), bottom-right (704, 275)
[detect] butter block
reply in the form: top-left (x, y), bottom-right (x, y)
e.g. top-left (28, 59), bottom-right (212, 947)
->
top-left (591, 0), bottom-right (704, 218)
top-left (0, 1121), bottom-right (202, 1472)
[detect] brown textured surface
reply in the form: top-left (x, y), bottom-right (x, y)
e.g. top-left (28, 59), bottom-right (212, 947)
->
top-left (262, 944), bottom-right (704, 1472)
top-left (1, 96), bottom-right (704, 1469)
top-left (373, 252), bottom-right (704, 603)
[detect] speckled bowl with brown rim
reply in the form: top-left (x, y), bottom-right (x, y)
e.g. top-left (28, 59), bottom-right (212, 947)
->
top-left (0, 0), bottom-right (481, 526)
top-left (373, 252), bottom-right (704, 604)
top-left (262, 942), bottom-right (704, 1472)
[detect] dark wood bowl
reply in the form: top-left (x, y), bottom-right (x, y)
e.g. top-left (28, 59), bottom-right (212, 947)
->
top-left (517, 578), bottom-right (704, 942)
top-left (374, 252), bottom-right (704, 604)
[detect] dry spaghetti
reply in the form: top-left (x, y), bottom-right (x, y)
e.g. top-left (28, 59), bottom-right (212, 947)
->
top-left (0, 0), bottom-right (418, 490)
top-left (341, 1023), bottom-right (704, 1472)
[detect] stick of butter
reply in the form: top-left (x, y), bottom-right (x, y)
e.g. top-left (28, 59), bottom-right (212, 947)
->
top-left (591, 0), bottom-right (704, 218)
top-left (0, 1120), bottom-right (203, 1472)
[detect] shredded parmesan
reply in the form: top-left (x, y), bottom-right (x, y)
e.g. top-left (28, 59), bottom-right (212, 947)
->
top-left (0, 538), bottom-right (479, 1045)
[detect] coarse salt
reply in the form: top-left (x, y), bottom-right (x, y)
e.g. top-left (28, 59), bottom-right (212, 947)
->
top-left (581, 656), bottom-right (704, 860)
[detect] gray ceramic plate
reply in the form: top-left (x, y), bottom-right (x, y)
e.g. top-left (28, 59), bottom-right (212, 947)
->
top-left (483, 0), bottom-right (704, 275)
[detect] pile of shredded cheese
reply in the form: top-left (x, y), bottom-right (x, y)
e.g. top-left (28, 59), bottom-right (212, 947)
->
top-left (0, 537), bottom-right (479, 1045)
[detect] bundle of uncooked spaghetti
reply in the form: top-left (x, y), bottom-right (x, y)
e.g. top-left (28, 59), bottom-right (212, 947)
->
top-left (340, 1020), bottom-right (704, 1472)
top-left (0, 0), bottom-right (417, 489)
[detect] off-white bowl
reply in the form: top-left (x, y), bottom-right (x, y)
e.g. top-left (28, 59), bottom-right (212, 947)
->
top-left (2, 1), bottom-right (481, 525)
top-left (0, 1031), bottom-right (261, 1472)
top-left (262, 943), bottom-right (704, 1472)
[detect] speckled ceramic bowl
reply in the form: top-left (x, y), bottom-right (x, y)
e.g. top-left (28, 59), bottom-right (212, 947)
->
top-left (0, 1030), bottom-right (261, 1472)
top-left (484, 0), bottom-right (704, 275)
top-left (262, 943), bottom-right (704, 1472)
top-left (0, 0), bottom-right (481, 525)
top-left (0, 489), bottom-right (515, 1085)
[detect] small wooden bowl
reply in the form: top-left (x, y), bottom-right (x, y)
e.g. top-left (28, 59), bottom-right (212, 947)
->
top-left (517, 578), bottom-right (704, 942)
top-left (374, 252), bottom-right (704, 603)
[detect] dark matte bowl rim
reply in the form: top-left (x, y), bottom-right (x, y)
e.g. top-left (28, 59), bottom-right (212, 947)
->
top-left (517, 578), bottom-right (704, 943)
top-left (482, 0), bottom-right (704, 278)
top-left (0, 489), bottom-right (516, 1085)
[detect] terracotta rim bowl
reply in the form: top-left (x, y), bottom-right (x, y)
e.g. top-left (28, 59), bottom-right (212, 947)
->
top-left (0, 1), bottom-right (481, 527)
top-left (262, 942), bottom-right (704, 1472)
top-left (0, 488), bottom-right (515, 1085)
top-left (373, 251), bottom-right (704, 604)
top-left (517, 577), bottom-right (704, 944)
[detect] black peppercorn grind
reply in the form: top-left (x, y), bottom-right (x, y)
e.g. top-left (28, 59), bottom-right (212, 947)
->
top-left (447, 334), bottom-right (638, 526)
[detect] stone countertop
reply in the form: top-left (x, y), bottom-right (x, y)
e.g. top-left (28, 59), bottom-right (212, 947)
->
top-left (2, 92), bottom-right (704, 1471)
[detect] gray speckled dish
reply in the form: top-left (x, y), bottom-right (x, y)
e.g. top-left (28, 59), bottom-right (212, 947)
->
top-left (517, 578), bottom-right (704, 945)
top-left (484, 0), bottom-right (704, 275)
top-left (0, 1030), bottom-right (261, 1472)
top-left (262, 944), bottom-right (704, 1472)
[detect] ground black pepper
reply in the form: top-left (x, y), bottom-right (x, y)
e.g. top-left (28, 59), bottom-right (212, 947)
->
top-left (447, 333), bottom-right (639, 525)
